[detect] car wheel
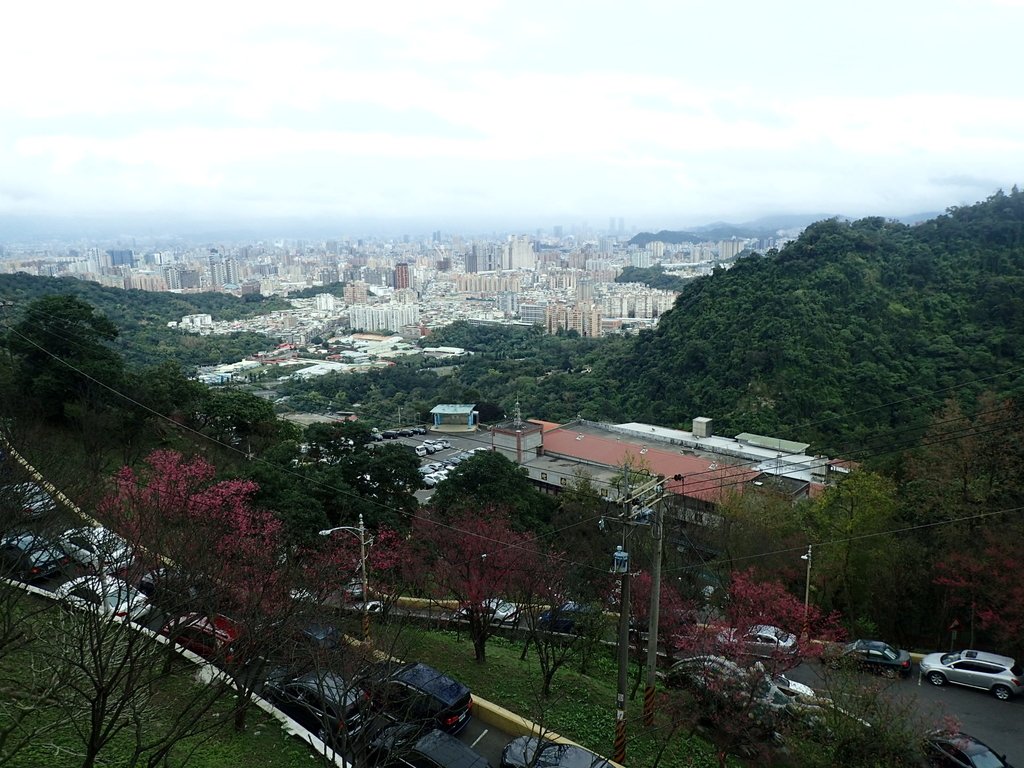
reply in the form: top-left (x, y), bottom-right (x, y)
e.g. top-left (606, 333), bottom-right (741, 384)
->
top-left (927, 672), bottom-right (946, 687)
top-left (992, 684), bottom-right (1012, 701)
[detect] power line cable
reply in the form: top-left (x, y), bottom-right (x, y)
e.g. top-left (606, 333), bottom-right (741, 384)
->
top-left (5, 309), bottom-right (1024, 580)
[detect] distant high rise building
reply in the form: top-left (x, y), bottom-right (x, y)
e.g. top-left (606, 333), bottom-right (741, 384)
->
top-left (631, 251), bottom-right (653, 268)
top-left (718, 238), bottom-right (744, 260)
top-left (315, 293), bottom-right (336, 312)
top-left (618, 217), bottom-right (624, 234)
top-left (344, 281), bottom-right (369, 304)
top-left (394, 262), bottom-right (410, 290)
top-left (106, 249), bottom-right (134, 267)
top-left (178, 269), bottom-right (201, 289)
top-left (163, 266), bottom-right (181, 290)
top-left (519, 303), bottom-right (547, 326)
top-left (507, 236), bottom-right (536, 270)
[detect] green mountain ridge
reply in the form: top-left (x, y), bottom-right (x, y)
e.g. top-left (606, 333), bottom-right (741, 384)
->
top-left (598, 189), bottom-right (1024, 453)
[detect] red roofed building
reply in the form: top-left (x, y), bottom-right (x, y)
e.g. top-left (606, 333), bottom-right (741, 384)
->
top-left (539, 425), bottom-right (761, 506)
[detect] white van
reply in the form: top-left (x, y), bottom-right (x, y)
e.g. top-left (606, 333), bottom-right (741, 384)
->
top-left (414, 445), bottom-right (428, 457)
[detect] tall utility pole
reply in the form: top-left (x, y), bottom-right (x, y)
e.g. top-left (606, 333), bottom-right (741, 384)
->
top-left (643, 491), bottom-right (666, 726)
top-left (612, 546), bottom-right (630, 765)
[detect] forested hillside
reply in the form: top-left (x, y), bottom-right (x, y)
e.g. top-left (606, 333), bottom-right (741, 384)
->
top-left (596, 189), bottom-right (1024, 451)
top-left (0, 272), bottom-right (286, 367)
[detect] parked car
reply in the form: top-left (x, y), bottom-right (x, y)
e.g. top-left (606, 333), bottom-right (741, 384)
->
top-left (665, 653), bottom-right (799, 736)
top-left (360, 661), bottom-right (473, 735)
top-left (1, 482), bottom-right (57, 521)
top-left (368, 723), bottom-right (491, 768)
top-left (666, 654), bottom-right (746, 690)
top-left (923, 730), bottom-right (1013, 768)
top-left (411, 427), bottom-right (427, 435)
top-left (397, 429), bottom-right (415, 437)
top-left (450, 599), bottom-right (521, 626)
top-left (414, 445), bottom-right (429, 458)
top-left (424, 472), bottom-right (448, 487)
top-left (58, 525), bottom-right (134, 574)
top-left (434, 439), bottom-right (452, 449)
top-left (159, 612), bottom-right (245, 663)
top-left (382, 431), bottom-right (399, 439)
top-left (54, 575), bottom-right (152, 622)
top-left (828, 639), bottom-right (913, 678)
top-left (0, 531), bottom-right (71, 582)
top-left (263, 669), bottom-right (366, 747)
top-left (920, 649), bottom-right (1024, 700)
top-left (500, 736), bottom-right (610, 768)
top-left (537, 602), bottom-right (604, 635)
top-left (137, 566), bottom-right (216, 609)
top-left (715, 624), bottom-right (798, 659)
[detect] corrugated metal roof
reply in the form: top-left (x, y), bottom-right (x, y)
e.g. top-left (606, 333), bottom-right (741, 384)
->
top-left (735, 432), bottom-right (810, 455)
top-left (542, 426), bottom-right (760, 503)
top-left (429, 404), bottom-right (477, 414)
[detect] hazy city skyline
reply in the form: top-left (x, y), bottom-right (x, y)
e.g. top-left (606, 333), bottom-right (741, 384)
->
top-left (4, 0), bottom-right (1024, 237)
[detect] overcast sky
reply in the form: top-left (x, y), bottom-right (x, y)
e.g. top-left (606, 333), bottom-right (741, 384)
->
top-left (4, 0), bottom-right (1024, 233)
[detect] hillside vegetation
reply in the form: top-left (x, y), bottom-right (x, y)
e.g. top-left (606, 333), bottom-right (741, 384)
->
top-left (596, 189), bottom-right (1024, 450)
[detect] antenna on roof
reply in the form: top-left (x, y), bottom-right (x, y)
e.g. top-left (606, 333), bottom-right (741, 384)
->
top-left (513, 399), bottom-right (523, 429)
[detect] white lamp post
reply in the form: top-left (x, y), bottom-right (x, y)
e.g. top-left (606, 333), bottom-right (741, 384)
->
top-left (319, 513), bottom-right (373, 642)
top-left (801, 544), bottom-right (812, 638)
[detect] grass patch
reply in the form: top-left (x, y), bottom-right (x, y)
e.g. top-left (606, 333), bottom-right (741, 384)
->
top-left (382, 624), bottom-right (721, 768)
top-left (0, 591), bottom-right (317, 768)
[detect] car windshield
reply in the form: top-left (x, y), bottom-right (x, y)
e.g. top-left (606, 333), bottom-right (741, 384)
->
top-left (28, 548), bottom-right (57, 565)
top-left (102, 583), bottom-right (140, 609)
top-left (966, 747), bottom-right (1006, 768)
top-left (940, 653), bottom-right (961, 664)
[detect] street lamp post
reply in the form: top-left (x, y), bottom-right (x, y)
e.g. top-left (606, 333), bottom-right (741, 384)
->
top-left (319, 514), bottom-right (373, 643)
top-left (801, 544), bottom-right (812, 639)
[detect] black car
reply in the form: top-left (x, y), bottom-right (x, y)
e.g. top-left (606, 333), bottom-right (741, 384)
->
top-left (137, 567), bottom-right (217, 610)
top-left (0, 532), bottom-right (71, 582)
top-left (361, 661), bottom-right (473, 735)
top-left (368, 724), bottom-right (491, 768)
top-left (270, 621), bottom-right (344, 670)
top-left (397, 429), bottom-right (415, 437)
top-left (831, 639), bottom-right (914, 678)
top-left (537, 602), bottom-right (604, 635)
top-left (501, 736), bottom-right (610, 768)
top-left (923, 730), bottom-right (1013, 768)
top-left (263, 669), bottom-right (366, 748)
top-left (382, 431), bottom-right (399, 439)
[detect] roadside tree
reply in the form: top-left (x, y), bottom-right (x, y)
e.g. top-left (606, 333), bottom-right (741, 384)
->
top-left (410, 507), bottom-right (538, 662)
top-left (100, 449), bottom-right (298, 732)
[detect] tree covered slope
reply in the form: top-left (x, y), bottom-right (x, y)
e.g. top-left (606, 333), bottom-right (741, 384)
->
top-left (597, 189), bottom-right (1024, 450)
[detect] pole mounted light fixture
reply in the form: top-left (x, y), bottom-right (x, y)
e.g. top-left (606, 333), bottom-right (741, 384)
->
top-left (319, 514), bottom-right (374, 643)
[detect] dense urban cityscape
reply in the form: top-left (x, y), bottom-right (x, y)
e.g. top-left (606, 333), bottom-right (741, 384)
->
top-left (0, 228), bottom-right (790, 346)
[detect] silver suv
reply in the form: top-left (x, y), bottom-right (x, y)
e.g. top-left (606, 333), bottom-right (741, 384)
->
top-left (919, 649), bottom-right (1024, 700)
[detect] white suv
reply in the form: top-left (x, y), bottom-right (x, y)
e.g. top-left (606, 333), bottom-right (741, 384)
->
top-left (920, 649), bottom-right (1024, 700)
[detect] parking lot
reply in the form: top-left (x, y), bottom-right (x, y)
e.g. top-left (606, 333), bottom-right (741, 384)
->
top-left (375, 428), bottom-right (496, 505)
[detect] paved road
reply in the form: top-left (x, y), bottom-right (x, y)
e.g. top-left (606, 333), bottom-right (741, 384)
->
top-left (786, 661), bottom-right (1023, 765)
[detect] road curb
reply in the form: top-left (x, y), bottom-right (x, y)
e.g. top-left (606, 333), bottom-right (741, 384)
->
top-left (471, 694), bottom-right (624, 768)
